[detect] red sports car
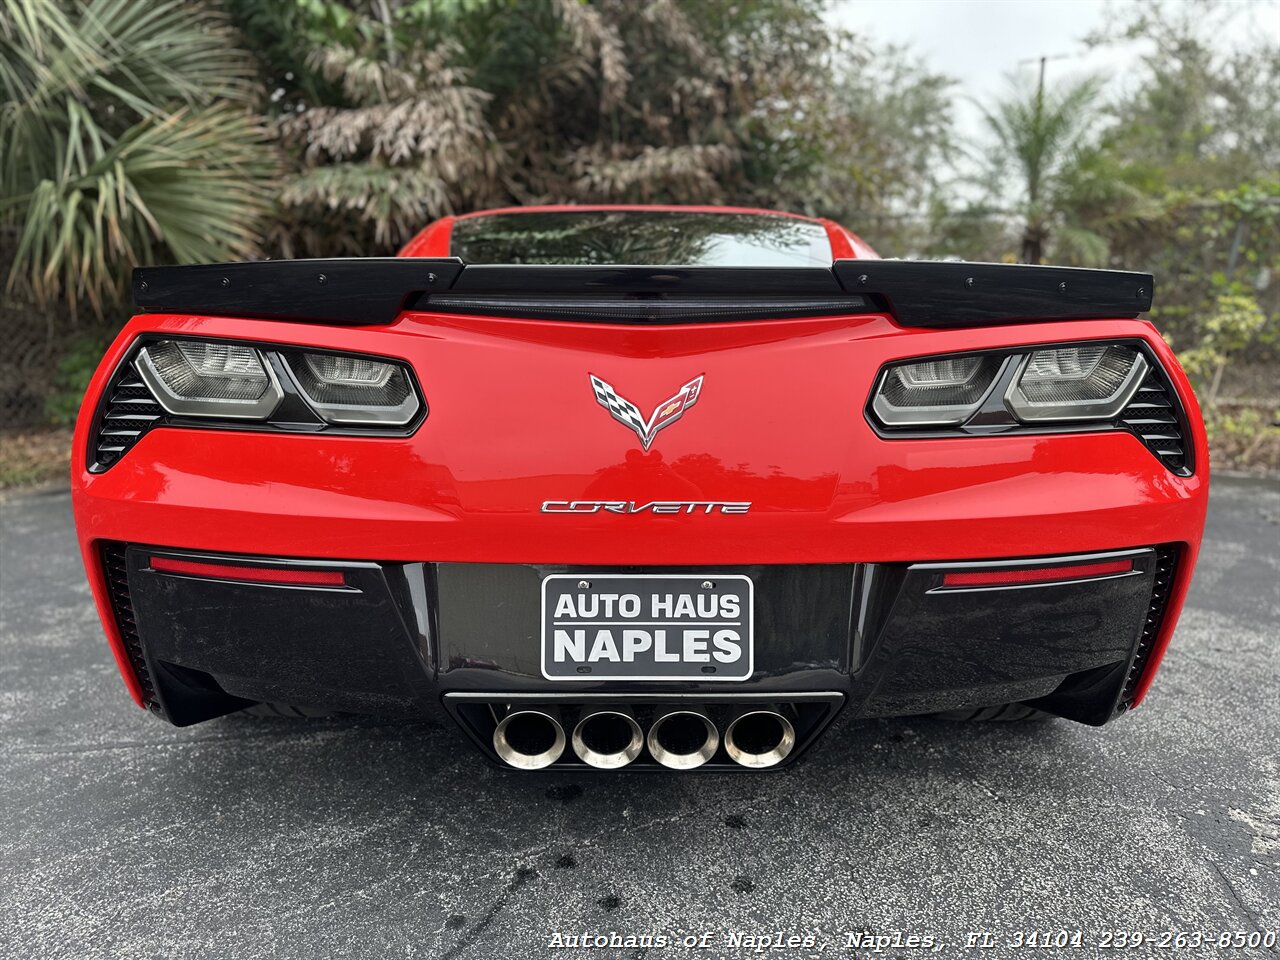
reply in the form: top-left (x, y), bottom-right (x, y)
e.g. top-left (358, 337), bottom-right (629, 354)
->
top-left (71, 205), bottom-right (1208, 771)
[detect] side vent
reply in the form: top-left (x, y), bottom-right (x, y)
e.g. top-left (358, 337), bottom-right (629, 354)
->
top-left (1119, 368), bottom-right (1191, 475)
top-left (1120, 545), bottom-right (1178, 708)
top-left (100, 542), bottom-right (160, 713)
top-left (89, 360), bottom-right (165, 472)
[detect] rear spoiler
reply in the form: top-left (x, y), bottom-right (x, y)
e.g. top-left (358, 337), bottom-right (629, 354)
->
top-left (131, 257), bottom-right (1153, 328)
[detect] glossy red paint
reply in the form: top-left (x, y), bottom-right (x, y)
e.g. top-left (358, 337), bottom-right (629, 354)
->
top-left (817, 217), bottom-right (878, 260)
top-left (398, 215), bottom-right (454, 257)
top-left (72, 301), bottom-right (1208, 710)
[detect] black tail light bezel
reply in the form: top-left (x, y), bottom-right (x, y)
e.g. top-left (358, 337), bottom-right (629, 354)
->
top-left (86, 336), bottom-right (427, 472)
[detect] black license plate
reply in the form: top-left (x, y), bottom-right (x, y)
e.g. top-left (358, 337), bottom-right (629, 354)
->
top-left (541, 574), bottom-right (754, 681)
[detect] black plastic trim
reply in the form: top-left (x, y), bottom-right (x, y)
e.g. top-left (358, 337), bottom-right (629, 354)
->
top-left (422, 293), bottom-right (868, 324)
top-left (861, 548), bottom-right (1159, 722)
top-left (100, 542), bottom-right (1170, 739)
top-left (123, 544), bottom-right (428, 721)
top-left (1121, 363), bottom-right (1193, 476)
top-left (87, 356), bottom-right (167, 472)
top-left (100, 541), bottom-right (159, 712)
top-left (833, 259), bottom-right (1152, 326)
top-left (447, 263), bottom-right (847, 296)
top-left (1120, 544), bottom-right (1179, 707)
top-left (133, 258), bottom-right (465, 325)
top-left (133, 256), bottom-right (1152, 328)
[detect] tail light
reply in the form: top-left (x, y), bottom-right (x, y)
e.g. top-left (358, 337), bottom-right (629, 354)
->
top-left (88, 336), bottom-right (425, 472)
top-left (867, 339), bottom-right (1191, 474)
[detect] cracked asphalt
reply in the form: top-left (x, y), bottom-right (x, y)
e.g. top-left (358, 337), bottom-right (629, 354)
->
top-left (2, 477), bottom-right (1277, 959)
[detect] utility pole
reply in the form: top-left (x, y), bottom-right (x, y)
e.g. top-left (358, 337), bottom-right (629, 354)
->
top-left (1018, 52), bottom-right (1073, 101)
top-left (1014, 53), bottom-right (1075, 263)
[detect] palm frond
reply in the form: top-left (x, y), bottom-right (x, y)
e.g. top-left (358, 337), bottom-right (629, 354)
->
top-left (280, 163), bottom-right (452, 246)
top-left (1, 0), bottom-right (274, 315)
top-left (6, 105), bottom-right (274, 315)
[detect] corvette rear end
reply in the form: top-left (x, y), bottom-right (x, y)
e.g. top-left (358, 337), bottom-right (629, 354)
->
top-left (71, 207), bottom-right (1208, 771)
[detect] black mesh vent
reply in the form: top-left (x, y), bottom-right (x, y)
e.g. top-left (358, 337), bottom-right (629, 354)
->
top-left (89, 360), bottom-right (165, 472)
top-left (100, 542), bottom-right (159, 711)
top-left (1118, 367), bottom-right (1191, 475)
top-left (1120, 545), bottom-right (1179, 708)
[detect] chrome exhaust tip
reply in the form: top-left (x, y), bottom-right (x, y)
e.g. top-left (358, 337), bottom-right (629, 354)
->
top-left (647, 709), bottom-right (719, 770)
top-left (724, 709), bottom-right (795, 769)
top-left (492, 708), bottom-right (565, 769)
top-left (572, 708), bottom-right (644, 769)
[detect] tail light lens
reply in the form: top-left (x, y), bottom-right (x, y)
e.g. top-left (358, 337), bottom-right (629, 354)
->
top-left (1005, 345), bottom-right (1148, 421)
top-left (137, 340), bottom-right (283, 419)
top-left (284, 352), bottom-right (420, 425)
top-left (871, 354), bottom-right (1004, 426)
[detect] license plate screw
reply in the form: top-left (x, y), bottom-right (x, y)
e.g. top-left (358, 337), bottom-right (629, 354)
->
top-left (577, 580), bottom-right (590, 589)
top-left (701, 580), bottom-right (714, 589)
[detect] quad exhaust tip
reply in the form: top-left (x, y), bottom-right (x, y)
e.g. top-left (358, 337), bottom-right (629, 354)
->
top-left (572, 709), bottom-right (644, 769)
top-left (647, 709), bottom-right (720, 770)
top-left (724, 709), bottom-right (796, 769)
top-left (493, 708), bottom-right (566, 770)
top-left (491, 703), bottom-right (798, 770)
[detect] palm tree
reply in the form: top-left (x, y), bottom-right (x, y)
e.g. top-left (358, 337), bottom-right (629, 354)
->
top-left (981, 71), bottom-right (1109, 264)
top-left (0, 0), bottom-right (275, 316)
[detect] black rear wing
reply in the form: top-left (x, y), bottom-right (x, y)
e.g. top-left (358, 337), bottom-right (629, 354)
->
top-left (131, 257), bottom-right (1153, 328)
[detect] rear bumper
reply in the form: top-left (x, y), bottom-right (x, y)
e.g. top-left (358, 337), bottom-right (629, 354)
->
top-left (72, 311), bottom-right (1209, 734)
top-left (96, 543), bottom-right (1181, 764)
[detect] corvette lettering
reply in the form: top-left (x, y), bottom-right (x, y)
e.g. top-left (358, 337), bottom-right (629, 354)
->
top-left (541, 500), bottom-right (751, 514)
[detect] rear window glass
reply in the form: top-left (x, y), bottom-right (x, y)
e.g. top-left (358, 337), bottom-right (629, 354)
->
top-left (450, 210), bottom-right (832, 266)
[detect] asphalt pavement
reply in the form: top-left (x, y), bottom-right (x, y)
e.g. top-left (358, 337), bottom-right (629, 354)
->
top-left (2, 477), bottom-right (1277, 959)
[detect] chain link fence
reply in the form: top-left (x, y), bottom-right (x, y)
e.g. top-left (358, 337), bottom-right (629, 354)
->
top-left (1, 307), bottom-right (64, 429)
top-left (1, 301), bottom-right (120, 429)
top-left (0, 304), bottom-right (117, 487)
top-left (0, 242), bottom-right (118, 433)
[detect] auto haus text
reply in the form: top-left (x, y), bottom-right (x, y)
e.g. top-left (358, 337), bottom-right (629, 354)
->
top-left (550, 591), bottom-right (744, 666)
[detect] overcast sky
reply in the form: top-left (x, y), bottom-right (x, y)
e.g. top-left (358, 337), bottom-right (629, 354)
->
top-left (826, 0), bottom-right (1280, 139)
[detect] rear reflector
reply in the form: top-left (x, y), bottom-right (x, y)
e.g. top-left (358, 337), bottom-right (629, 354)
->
top-left (149, 556), bottom-right (346, 587)
top-left (941, 558), bottom-right (1133, 588)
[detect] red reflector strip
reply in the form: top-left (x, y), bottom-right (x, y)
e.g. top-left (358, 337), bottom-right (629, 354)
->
top-left (149, 556), bottom-right (346, 587)
top-left (941, 559), bottom-right (1133, 588)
